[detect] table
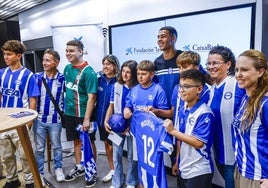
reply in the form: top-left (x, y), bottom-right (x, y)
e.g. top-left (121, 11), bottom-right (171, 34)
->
top-left (0, 108), bottom-right (43, 188)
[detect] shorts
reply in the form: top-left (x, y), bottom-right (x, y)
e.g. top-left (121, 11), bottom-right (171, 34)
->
top-left (65, 115), bottom-right (96, 142)
top-left (98, 124), bottom-right (112, 145)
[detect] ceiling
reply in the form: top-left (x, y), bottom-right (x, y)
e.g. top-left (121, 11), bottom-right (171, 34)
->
top-left (0, 0), bottom-right (51, 21)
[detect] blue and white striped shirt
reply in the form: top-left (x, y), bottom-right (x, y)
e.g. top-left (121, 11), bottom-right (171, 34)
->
top-left (35, 71), bottom-right (65, 123)
top-left (232, 95), bottom-right (268, 180)
top-left (0, 67), bottom-right (39, 108)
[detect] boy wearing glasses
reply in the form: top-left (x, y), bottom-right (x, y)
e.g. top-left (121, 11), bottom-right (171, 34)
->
top-left (164, 69), bottom-right (215, 188)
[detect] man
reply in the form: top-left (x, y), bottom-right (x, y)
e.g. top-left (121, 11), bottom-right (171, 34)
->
top-left (154, 26), bottom-right (183, 187)
top-left (154, 26), bottom-right (183, 107)
top-left (33, 49), bottom-right (65, 182)
top-left (0, 40), bottom-right (40, 188)
top-left (64, 40), bottom-right (98, 188)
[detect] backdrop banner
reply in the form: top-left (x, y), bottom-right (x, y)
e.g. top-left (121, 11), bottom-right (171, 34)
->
top-left (51, 24), bottom-right (105, 73)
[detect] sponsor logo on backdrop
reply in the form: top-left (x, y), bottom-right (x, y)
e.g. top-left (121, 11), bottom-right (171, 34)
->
top-left (125, 44), bottom-right (220, 56)
top-left (125, 46), bottom-right (161, 55)
top-left (182, 44), bottom-right (220, 51)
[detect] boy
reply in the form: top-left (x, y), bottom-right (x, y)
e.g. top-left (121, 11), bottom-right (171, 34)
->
top-left (124, 60), bottom-right (169, 118)
top-left (164, 69), bottom-right (215, 188)
top-left (0, 40), bottom-right (40, 188)
top-left (64, 40), bottom-right (98, 188)
top-left (124, 60), bottom-right (173, 188)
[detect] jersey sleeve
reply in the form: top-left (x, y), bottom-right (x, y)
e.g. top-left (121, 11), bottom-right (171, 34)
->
top-left (154, 84), bottom-right (169, 110)
top-left (191, 112), bottom-right (214, 144)
top-left (125, 89), bottom-right (134, 111)
top-left (27, 74), bottom-right (40, 97)
top-left (159, 126), bottom-right (174, 155)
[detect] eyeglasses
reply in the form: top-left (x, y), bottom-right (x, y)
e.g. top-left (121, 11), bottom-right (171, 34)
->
top-left (179, 84), bottom-right (201, 90)
top-left (205, 61), bottom-right (225, 67)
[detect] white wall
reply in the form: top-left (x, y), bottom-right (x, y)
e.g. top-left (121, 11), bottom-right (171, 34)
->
top-left (19, 0), bottom-right (261, 49)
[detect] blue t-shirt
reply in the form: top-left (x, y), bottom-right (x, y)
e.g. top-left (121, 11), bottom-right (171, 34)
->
top-left (35, 71), bottom-right (65, 123)
top-left (232, 95), bottom-right (268, 180)
top-left (131, 110), bottom-right (173, 188)
top-left (125, 82), bottom-right (169, 111)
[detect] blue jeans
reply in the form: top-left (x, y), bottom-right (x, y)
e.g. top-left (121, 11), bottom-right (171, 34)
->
top-left (216, 162), bottom-right (235, 188)
top-left (33, 119), bottom-right (63, 174)
top-left (112, 134), bottom-right (138, 188)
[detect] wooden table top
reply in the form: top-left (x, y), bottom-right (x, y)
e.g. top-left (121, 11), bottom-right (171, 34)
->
top-left (0, 108), bottom-right (37, 133)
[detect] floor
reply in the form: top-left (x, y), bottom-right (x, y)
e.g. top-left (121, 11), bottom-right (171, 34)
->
top-left (0, 129), bottom-right (177, 188)
top-left (0, 153), bottom-right (177, 188)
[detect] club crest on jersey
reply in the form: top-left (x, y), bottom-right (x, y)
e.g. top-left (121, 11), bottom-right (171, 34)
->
top-left (188, 117), bottom-right (195, 126)
top-left (16, 79), bottom-right (21, 86)
top-left (141, 119), bottom-right (155, 131)
top-left (148, 94), bottom-right (153, 100)
top-left (168, 67), bottom-right (173, 74)
top-left (224, 91), bottom-right (233, 100)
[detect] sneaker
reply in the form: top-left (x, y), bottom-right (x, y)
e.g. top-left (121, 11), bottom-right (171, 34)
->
top-left (126, 185), bottom-right (135, 188)
top-left (65, 166), bottom-right (85, 182)
top-left (109, 186), bottom-right (115, 188)
top-left (86, 174), bottom-right (97, 188)
top-left (55, 168), bottom-right (65, 182)
top-left (3, 180), bottom-right (21, 188)
top-left (102, 170), bottom-right (114, 182)
top-left (40, 174), bottom-right (45, 187)
top-left (25, 183), bottom-right (34, 188)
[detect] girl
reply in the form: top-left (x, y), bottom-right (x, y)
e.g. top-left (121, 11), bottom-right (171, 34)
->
top-left (95, 54), bottom-right (120, 182)
top-left (104, 60), bottom-right (139, 188)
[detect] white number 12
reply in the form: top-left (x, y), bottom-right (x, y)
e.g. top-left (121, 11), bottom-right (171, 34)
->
top-left (142, 134), bottom-right (155, 168)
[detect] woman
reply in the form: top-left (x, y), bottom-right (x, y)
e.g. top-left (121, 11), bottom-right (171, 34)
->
top-left (104, 60), bottom-right (139, 188)
top-left (232, 49), bottom-right (268, 188)
top-left (206, 46), bottom-right (245, 188)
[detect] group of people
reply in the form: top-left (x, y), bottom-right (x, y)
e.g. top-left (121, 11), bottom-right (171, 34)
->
top-left (0, 25), bottom-right (267, 188)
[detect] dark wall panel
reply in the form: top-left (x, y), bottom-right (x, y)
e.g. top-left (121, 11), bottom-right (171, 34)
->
top-left (0, 21), bottom-right (21, 68)
top-left (262, 0), bottom-right (268, 57)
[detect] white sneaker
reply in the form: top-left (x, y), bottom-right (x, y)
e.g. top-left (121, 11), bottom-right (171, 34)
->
top-left (109, 186), bottom-right (115, 188)
top-left (40, 174), bottom-right (45, 187)
top-left (55, 168), bottom-right (65, 182)
top-left (126, 186), bottom-right (135, 188)
top-left (102, 170), bottom-right (114, 182)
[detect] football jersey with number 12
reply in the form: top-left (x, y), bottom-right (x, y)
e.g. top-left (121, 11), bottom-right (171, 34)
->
top-left (131, 110), bottom-right (173, 188)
